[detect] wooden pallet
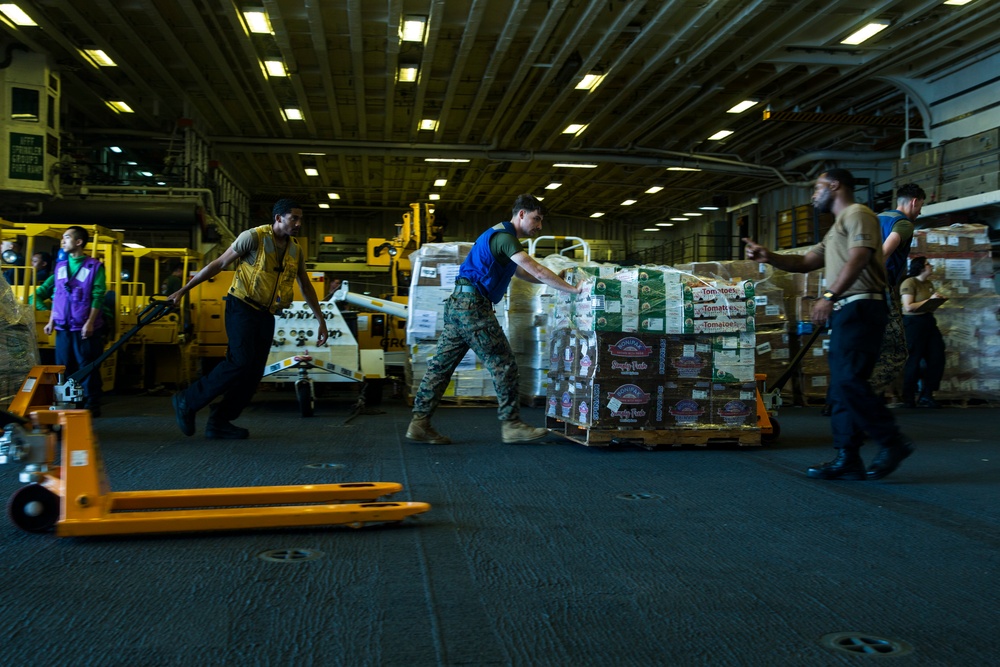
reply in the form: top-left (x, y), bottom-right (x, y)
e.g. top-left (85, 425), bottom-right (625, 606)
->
top-left (546, 416), bottom-right (761, 449)
top-left (405, 395), bottom-right (498, 408)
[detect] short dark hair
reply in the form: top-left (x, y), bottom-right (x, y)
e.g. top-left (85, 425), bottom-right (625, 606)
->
top-left (907, 256), bottom-right (927, 278)
top-left (822, 168), bottom-right (855, 191)
top-left (66, 225), bottom-right (89, 246)
top-left (897, 183), bottom-right (926, 202)
top-left (33, 251), bottom-right (51, 265)
top-left (512, 193), bottom-right (544, 218)
top-left (272, 198), bottom-right (302, 219)
top-left (168, 261), bottom-right (183, 273)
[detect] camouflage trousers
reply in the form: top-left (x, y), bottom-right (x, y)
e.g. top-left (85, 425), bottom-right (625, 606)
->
top-left (412, 291), bottom-right (520, 420)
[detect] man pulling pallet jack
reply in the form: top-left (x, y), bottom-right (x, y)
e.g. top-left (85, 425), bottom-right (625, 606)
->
top-left (2, 297), bottom-right (429, 537)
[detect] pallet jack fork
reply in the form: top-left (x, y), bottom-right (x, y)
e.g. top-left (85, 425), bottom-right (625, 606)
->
top-left (0, 409), bottom-right (430, 536)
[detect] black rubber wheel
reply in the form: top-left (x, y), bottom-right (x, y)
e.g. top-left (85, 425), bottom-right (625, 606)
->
top-left (295, 380), bottom-right (314, 417)
top-left (7, 483), bottom-right (60, 533)
top-left (360, 379), bottom-right (384, 407)
top-left (761, 417), bottom-right (780, 444)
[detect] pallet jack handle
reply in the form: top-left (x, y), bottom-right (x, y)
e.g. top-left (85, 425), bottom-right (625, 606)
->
top-left (766, 325), bottom-right (825, 393)
top-left (67, 298), bottom-right (176, 385)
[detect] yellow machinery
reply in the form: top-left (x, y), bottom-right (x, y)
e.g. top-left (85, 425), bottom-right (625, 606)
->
top-left (366, 202), bottom-right (445, 295)
top-left (118, 247), bottom-right (202, 389)
top-left (0, 408), bottom-right (430, 536)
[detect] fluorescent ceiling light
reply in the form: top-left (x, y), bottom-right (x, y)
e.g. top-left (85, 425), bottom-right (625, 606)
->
top-left (82, 49), bottom-right (116, 67)
top-left (563, 123), bottom-right (588, 135)
top-left (0, 4), bottom-right (36, 25)
top-left (299, 152), bottom-right (326, 156)
top-left (726, 100), bottom-right (757, 114)
top-left (667, 166), bottom-right (701, 172)
top-left (590, 212), bottom-right (605, 218)
top-left (684, 212), bottom-right (703, 217)
top-left (304, 168), bottom-right (319, 176)
top-left (264, 59), bottom-right (288, 77)
top-left (575, 73), bottom-right (606, 91)
top-left (943, 0), bottom-right (973, 4)
top-left (106, 100), bottom-right (134, 113)
top-left (282, 107), bottom-right (303, 121)
top-left (109, 146), bottom-right (123, 153)
top-left (621, 200), bottom-right (637, 206)
top-left (401, 15), bottom-right (427, 42)
top-left (139, 171), bottom-right (154, 177)
top-left (433, 178), bottom-right (447, 187)
top-left (327, 192), bottom-right (340, 200)
top-left (545, 182), bottom-right (562, 190)
top-left (841, 20), bottom-right (890, 45)
top-left (126, 161), bottom-right (137, 165)
top-left (656, 222), bottom-right (674, 227)
top-left (398, 66), bottom-right (418, 83)
top-left (123, 242), bottom-right (146, 249)
top-left (670, 217), bottom-right (689, 221)
top-left (318, 203), bottom-right (330, 209)
top-left (536, 196), bottom-right (545, 201)
top-left (642, 228), bottom-right (660, 232)
top-left (553, 163), bottom-right (597, 168)
top-left (707, 130), bottom-right (734, 141)
top-left (429, 194), bottom-right (440, 201)
top-left (425, 158), bottom-right (470, 163)
top-left (645, 186), bottom-right (664, 194)
top-left (419, 119), bottom-right (438, 131)
top-left (243, 10), bottom-right (272, 34)
top-left (699, 205), bottom-right (720, 210)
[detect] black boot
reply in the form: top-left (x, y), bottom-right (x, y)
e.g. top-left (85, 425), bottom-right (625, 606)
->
top-left (867, 439), bottom-right (915, 481)
top-left (807, 449), bottom-right (866, 481)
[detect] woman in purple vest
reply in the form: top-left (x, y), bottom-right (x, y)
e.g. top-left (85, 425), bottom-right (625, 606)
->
top-left (34, 226), bottom-right (107, 415)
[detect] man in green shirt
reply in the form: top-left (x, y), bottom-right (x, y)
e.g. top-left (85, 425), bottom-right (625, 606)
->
top-left (34, 226), bottom-right (109, 416)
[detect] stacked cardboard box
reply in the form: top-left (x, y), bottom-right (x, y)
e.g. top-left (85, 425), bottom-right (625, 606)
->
top-left (545, 266), bottom-right (758, 432)
top-left (0, 278), bottom-right (39, 406)
top-left (404, 242), bottom-right (504, 400)
top-left (911, 224), bottom-right (1000, 401)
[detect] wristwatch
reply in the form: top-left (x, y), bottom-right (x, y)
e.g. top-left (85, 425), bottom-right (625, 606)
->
top-left (822, 291), bottom-right (838, 302)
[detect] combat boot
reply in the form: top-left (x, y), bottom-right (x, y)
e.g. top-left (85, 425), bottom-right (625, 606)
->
top-left (406, 416), bottom-right (452, 444)
top-left (501, 419), bottom-right (548, 444)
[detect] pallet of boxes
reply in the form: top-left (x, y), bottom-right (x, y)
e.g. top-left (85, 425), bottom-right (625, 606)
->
top-left (544, 265), bottom-right (762, 449)
top-left (405, 242), bottom-right (507, 405)
top-left (913, 223), bottom-right (1000, 405)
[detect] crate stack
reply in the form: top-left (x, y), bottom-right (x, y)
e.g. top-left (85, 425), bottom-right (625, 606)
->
top-left (544, 265), bottom-right (760, 447)
top-left (895, 128), bottom-right (999, 203)
top-left (0, 277), bottom-right (39, 406)
top-left (405, 242), bottom-right (505, 402)
top-left (912, 224), bottom-right (1000, 403)
top-left (505, 254), bottom-right (581, 404)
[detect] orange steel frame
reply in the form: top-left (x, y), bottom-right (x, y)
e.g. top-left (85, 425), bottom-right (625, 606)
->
top-left (21, 410), bottom-right (429, 537)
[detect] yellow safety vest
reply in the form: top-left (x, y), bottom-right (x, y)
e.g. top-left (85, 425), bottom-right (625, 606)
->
top-left (228, 224), bottom-right (299, 313)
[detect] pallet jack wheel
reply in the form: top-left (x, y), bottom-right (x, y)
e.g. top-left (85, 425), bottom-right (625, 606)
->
top-left (761, 417), bottom-right (780, 444)
top-left (295, 380), bottom-right (314, 418)
top-left (7, 483), bottom-right (60, 533)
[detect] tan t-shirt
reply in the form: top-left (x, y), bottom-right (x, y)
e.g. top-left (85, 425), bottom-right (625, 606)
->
top-left (809, 203), bottom-right (886, 297)
top-left (231, 228), bottom-right (304, 272)
top-left (899, 277), bottom-right (935, 316)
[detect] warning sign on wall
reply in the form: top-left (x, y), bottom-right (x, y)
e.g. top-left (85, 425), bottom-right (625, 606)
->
top-left (9, 132), bottom-right (44, 181)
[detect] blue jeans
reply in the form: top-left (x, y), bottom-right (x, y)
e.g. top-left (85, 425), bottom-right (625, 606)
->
top-left (827, 299), bottom-right (905, 451)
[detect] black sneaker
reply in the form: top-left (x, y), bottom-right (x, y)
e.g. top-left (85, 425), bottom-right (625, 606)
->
top-left (807, 450), bottom-right (866, 481)
top-left (206, 420), bottom-right (249, 440)
top-left (917, 397), bottom-right (942, 409)
top-left (173, 393), bottom-right (196, 436)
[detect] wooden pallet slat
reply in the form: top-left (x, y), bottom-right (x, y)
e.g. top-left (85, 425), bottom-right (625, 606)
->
top-left (546, 416), bottom-right (761, 449)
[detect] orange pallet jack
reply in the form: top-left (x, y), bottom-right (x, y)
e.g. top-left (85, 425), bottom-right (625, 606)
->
top-left (1, 409), bottom-right (429, 536)
top-left (2, 300), bottom-right (430, 536)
